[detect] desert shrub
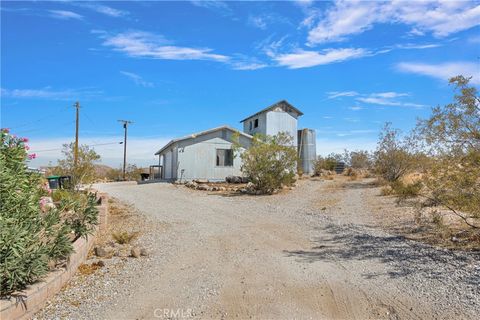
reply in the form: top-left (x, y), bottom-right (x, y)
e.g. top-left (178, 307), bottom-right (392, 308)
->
top-left (344, 150), bottom-right (372, 169)
top-left (313, 156), bottom-right (336, 174)
top-left (238, 132), bottom-right (297, 194)
top-left (390, 180), bottom-right (422, 199)
top-left (55, 191), bottom-right (99, 239)
top-left (374, 123), bottom-right (414, 182)
top-left (0, 129), bottom-right (73, 296)
top-left (106, 164), bottom-right (144, 181)
top-left (380, 185), bottom-right (394, 196)
top-left (112, 231), bottom-right (138, 244)
top-left (415, 76), bottom-right (480, 228)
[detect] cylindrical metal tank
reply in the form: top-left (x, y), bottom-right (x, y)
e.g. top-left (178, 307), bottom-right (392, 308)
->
top-left (297, 129), bottom-right (317, 175)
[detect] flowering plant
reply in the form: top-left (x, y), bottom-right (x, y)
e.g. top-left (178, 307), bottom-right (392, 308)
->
top-left (0, 128), bottom-right (73, 296)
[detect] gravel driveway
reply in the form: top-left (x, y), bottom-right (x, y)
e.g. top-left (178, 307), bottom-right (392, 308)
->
top-left (61, 179), bottom-right (479, 319)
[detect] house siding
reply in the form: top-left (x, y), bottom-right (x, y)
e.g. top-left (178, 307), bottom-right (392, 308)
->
top-left (159, 129), bottom-right (250, 182)
top-left (266, 110), bottom-right (298, 146)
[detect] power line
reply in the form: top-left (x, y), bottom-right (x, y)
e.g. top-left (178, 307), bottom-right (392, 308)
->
top-left (7, 105), bottom-right (70, 130)
top-left (32, 141), bottom-right (123, 153)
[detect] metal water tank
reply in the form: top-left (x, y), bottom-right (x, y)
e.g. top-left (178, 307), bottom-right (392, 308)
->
top-left (297, 129), bottom-right (317, 175)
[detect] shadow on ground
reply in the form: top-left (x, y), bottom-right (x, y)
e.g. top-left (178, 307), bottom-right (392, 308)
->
top-left (284, 223), bottom-right (480, 287)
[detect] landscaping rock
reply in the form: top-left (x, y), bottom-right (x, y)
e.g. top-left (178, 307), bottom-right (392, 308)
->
top-left (94, 246), bottom-right (110, 257)
top-left (226, 175), bottom-right (242, 184)
top-left (131, 247), bottom-right (141, 258)
top-left (140, 248), bottom-right (148, 256)
top-left (197, 184), bottom-right (209, 191)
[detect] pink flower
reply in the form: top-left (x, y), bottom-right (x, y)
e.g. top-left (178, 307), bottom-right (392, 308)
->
top-left (1, 128), bottom-right (9, 133)
top-left (21, 137), bottom-right (29, 142)
top-left (25, 145), bottom-right (30, 150)
top-left (28, 153), bottom-right (37, 160)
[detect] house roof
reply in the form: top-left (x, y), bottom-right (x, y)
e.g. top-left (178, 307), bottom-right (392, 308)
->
top-left (240, 100), bottom-right (303, 123)
top-left (154, 125), bottom-right (253, 155)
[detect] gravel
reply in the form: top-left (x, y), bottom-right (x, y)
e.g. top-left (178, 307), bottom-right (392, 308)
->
top-left (35, 179), bottom-right (480, 319)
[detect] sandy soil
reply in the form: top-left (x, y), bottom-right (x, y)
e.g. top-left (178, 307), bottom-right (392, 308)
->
top-left (38, 178), bottom-right (480, 319)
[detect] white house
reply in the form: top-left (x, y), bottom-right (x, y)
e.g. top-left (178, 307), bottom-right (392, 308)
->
top-left (155, 100), bottom-right (315, 181)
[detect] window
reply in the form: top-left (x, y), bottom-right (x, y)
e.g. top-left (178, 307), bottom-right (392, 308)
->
top-left (249, 121), bottom-right (252, 131)
top-left (216, 149), bottom-right (233, 166)
top-left (254, 119), bottom-right (259, 128)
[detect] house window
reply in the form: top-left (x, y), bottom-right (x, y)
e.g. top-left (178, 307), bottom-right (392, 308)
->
top-left (249, 121), bottom-right (252, 131)
top-left (216, 149), bottom-right (233, 166)
top-left (254, 119), bottom-right (259, 128)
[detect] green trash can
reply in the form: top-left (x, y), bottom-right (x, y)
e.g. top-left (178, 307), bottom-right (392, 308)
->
top-left (47, 175), bottom-right (72, 189)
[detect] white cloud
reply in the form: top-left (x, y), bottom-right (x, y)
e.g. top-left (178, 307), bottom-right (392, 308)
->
top-left (248, 15), bottom-right (268, 30)
top-left (326, 91), bottom-right (359, 99)
top-left (101, 31), bottom-right (230, 62)
top-left (1, 87), bottom-right (102, 100)
top-left (230, 61), bottom-right (268, 71)
top-left (356, 92), bottom-right (426, 108)
top-left (120, 71), bottom-right (154, 88)
top-left (49, 10), bottom-right (83, 20)
top-left (326, 90), bottom-right (426, 108)
top-left (307, 1), bottom-right (480, 45)
top-left (75, 3), bottom-right (128, 17)
top-left (190, 1), bottom-right (232, 17)
top-left (396, 62), bottom-right (480, 85)
top-left (371, 92), bottom-right (409, 99)
top-left (273, 48), bottom-right (368, 69)
top-left (348, 106), bottom-right (363, 111)
top-left (28, 136), bottom-right (171, 168)
top-left (229, 54), bottom-right (268, 70)
top-left (247, 13), bottom-right (290, 30)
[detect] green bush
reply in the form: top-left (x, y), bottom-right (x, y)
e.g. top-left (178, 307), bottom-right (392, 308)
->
top-left (0, 129), bottom-right (73, 296)
top-left (53, 190), bottom-right (99, 239)
top-left (390, 180), bottom-right (422, 199)
top-left (238, 132), bottom-right (297, 194)
top-left (313, 156), bottom-right (337, 173)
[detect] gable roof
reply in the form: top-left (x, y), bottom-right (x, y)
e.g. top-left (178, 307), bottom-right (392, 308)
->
top-left (240, 100), bottom-right (303, 123)
top-left (154, 125), bottom-right (252, 155)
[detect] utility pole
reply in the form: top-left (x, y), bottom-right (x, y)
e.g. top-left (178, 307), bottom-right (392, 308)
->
top-left (118, 120), bottom-right (133, 181)
top-left (74, 101), bottom-right (80, 168)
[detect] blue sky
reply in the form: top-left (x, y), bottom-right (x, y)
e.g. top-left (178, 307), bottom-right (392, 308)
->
top-left (1, 0), bottom-right (479, 167)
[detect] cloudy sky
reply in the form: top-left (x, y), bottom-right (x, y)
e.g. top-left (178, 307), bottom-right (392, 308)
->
top-left (1, 0), bottom-right (479, 167)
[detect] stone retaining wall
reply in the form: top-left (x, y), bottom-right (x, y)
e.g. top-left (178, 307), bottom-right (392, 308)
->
top-left (0, 192), bottom-right (109, 320)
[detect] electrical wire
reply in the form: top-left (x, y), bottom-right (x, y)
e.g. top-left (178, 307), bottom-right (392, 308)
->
top-left (32, 141), bottom-right (123, 153)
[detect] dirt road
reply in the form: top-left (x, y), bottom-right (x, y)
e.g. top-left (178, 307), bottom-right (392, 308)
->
top-left (66, 179), bottom-right (479, 319)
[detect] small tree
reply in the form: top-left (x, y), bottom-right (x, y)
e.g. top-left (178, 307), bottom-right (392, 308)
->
top-left (374, 123), bottom-right (413, 182)
top-left (347, 150), bottom-right (372, 169)
top-left (240, 132), bottom-right (297, 194)
top-left (53, 143), bottom-right (101, 185)
top-left (416, 76), bottom-right (479, 228)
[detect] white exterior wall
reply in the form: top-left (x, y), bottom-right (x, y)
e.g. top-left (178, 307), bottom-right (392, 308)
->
top-left (266, 110), bottom-right (298, 146)
top-left (159, 129), bottom-right (251, 181)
